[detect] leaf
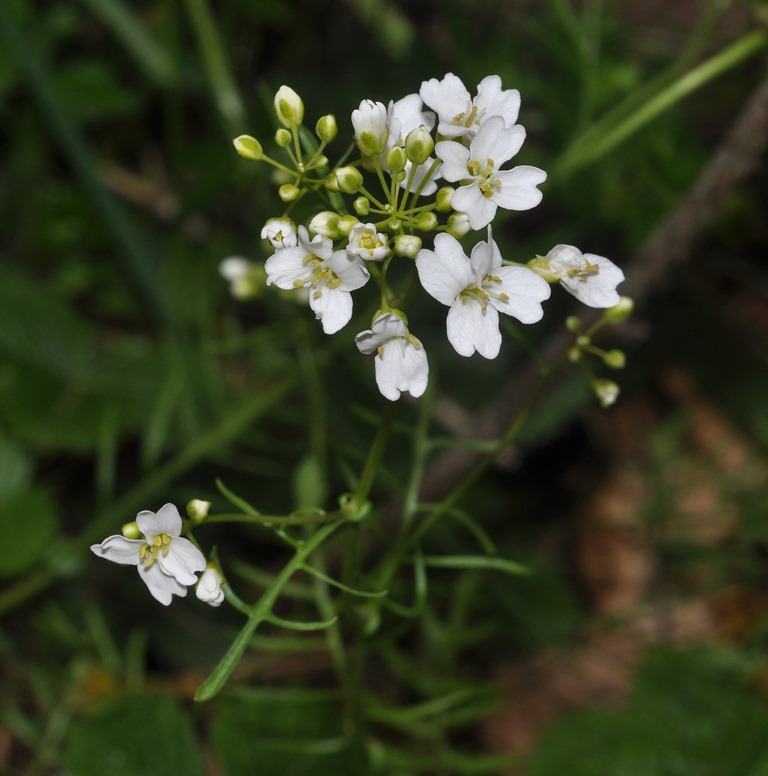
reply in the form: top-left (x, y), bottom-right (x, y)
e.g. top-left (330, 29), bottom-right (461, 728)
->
top-left (62, 693), bottom-right (204, 776)
top-left (421, 555), bottom-right (531, 575)
top-left (0, 489), bottom-right (57, 578)
top-left (293, 454), bottom-right (327, 511)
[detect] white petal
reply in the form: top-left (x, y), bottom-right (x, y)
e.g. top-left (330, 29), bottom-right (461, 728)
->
top-left (415, 234), bottom-right (474, 305)
top-left (265, 247), bottom-right (312, 289)
top-left (420, 73), bottom-right (471, 123)
top-left (471, 118), bottom-right (525, 167)
top-left (469, 227), bottom-right (500, 279)
top-left (323, 251), bottom-right (370, 291)
top-left (434, 140), bottom-right (470, 182)
top-left (492, 166), bottom-right (547, 211)
top-left (375, 338), bottom-right (429, 400)
top-left (451, 185), bottom-right (497, 230)
top-left (196, 568), bottom-right (224, 606)
top-left (355, 312), bottom-right (408, 354)
top-left (154, 503), bottom-right (183, 537)
top-left (446, 299), bottom-right (501, 359)
top-left (310, 287), bottom-right (353, 334)
top-left (138, 562), bottom-right (188, 606)
top-left (560, 255), bottom-right (625, 308)
top-left (157, 537), bottom-right (206, 585)
top-left (90, 535), bottom-right (142, 566)
top-left (475, 75), bottom-right (520, 127)
top-left (490, 267), bottom-right (551, 323)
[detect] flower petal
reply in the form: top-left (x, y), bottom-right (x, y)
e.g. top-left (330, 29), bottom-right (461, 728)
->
top-left (475, 75), bottom-right (520, 127)
top-left (434, 140), bottom-right (469, 182)
top-left (490, 267), bottom-right (551, 323)
top-left (492, 166), bottom-right (547, 211)
top-left (264, 246), bottom-right (313, 289)
top-left (157, 536), bottom-right (206, 585)
top-left (471, 117), bottom-right (526, 167)
top-left (375, 338), bottom-right (429, 400)
top-left (451, 185), bottom-right (497, 230)
top-left (90, 535), bottom-right (142, 566)
top-left (310, 286), bottom-right (353, 334)
top-left (323, 251), bottom-right (370, 291)
top-left (446, 299), bottom-right (501, 359)
top-left (138, 562), bottom-right (188, 606)
top-left (416, 234), bottom-right (474, 306)
top-left (420, 73), bottom-right (471, 125)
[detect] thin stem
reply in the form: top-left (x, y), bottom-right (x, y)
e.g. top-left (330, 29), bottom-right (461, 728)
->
top-left (350, 401), bottom-right (396, 511)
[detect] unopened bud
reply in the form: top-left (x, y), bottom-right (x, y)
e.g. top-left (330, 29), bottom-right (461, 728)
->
top-left (603, 349), bottom-right (626, 369)
top-left (565, 315), bottom-right (581, 333)
top-left (278, 184), bottom-right (300, 202)
top-left (416, 211), bottom-right (438, 231)
top-left (385, 146), bottom-right (407, 173)
top-left (334, 165), bottom-right (364, 194)
top-left (121, 521), bottom-right (141, 539)
top-left (603, 296), bottom-right (634, 324)
top-left (186, 499), bottom-right (211, 524)
top-left (309, 211), bottom-right (341, 238)
top-left (353, 197), bottom-right (370, 216)
top-left (233, 135), bottom-right (263, 161)
top-left (274, 85), bottom-right (304, 128)
top-left (593, 378), bottom-right (620, 408)
top-left (405, 125), bottom-right (433, 165)
top-left (446, 212), bottom-right (470, 238)
top-left (436, 186), bottom-right (454, 212)
top-left (315, 114), bottom-right (337, 143)
top-left (275, 128), bottom-right (292, 147)
top-left (337, 215), bottom-right (360, 237)
top-left (394, 234), bottom-right (422, 258)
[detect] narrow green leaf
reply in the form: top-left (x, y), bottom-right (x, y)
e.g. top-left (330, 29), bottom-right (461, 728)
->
top-left (264, 613), bottom-right (337, 631)
top-left (421, 555), bottom-right (531, 575)
top-left (215, 478), bottom-right (260, 515)
top-left (301, 563), bottom-right (389, 599)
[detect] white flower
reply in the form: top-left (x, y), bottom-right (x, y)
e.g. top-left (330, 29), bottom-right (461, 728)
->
top-left (196, 566), bottom-right (225, 607)
top-left (352, 99), bottom-right (389, 156)
top-left (261, 218), bottom-right (297, 249)
top-left (420, 73), bottom-right (521, 141)
top-left (219, 256), bottom-right (264, 300)
top-left (90, 504), bottom-right (206, 606)
top-left (416, 229), bottom-right (551, 359)
top-left (265, 226), bottom-right (370, 334)
top-left (437, 117), bottom-right (546, 230)
top-left (355, 312), bottom-right (429, 401)
top-left (540, 245), bottom-right (625, 308)
top-left (347, 223), bottom-right (389, 261)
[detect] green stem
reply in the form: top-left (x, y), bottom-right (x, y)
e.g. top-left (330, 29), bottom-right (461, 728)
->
top-left (350, 401), bottom-right (396, 511)
top-left (194, 520), bottom-right (343, 701)
top-left (204, 511), bottom-right (342, 526)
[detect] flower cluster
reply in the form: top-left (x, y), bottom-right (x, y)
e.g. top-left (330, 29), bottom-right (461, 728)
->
top-left (228, 74), bottom-right (626, 401)
top-left (91, 503), bottom-right (223, 606)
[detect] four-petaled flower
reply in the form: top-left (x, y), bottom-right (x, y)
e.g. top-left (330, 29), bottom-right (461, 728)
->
top-left (261, 217), bottom-right (298, 249)
top-left (355, 312), bottom-right (429, 401)
top-left (420, 73), bottom-right (521, 141)
top-left (416, 230), bottom-right (551, 359)
top-left (533, 244), bottom-right (625, 308)
top-left (91, 504), bottom-right (206, 606)
top-left (347, 223), bottom-right (389, 262)
top-left (265, 226), bottom-right (370, 334)
top-left (436, 116), bottom-right (546, 230)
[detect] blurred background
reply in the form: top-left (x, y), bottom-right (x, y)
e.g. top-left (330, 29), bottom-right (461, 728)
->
top-left (2, 0), bottom-right (768, 773)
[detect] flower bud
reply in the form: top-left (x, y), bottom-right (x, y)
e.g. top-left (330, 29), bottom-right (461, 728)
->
top-left (436, 186), bottom-right (454, 212)
top-left (316, 114), bottom-right (337, 143)
top-left (593, 378), bottom-right (620, 408)
top-left (446, 212), bottom-right (470, 238)
top-left (219, 257), bottom-right (266, 300)
top-left (309, 210), bottom-right (341, 238)
top-left (261, 218), bottom-right (297, 249)
top-left (385, 146), bottom-right (407, 173)
top-left (565, 315), bottom-right (581, 333)
top-left (394, 234), bottom-right (422, 258)
top-left (121, 521), bottom-right (141, 539)
top-left (278, 183), bottom-right (300, 202)
top-left (334, 165), bottom-right (364, 194)
top-left (275, 128), bottom-right (292, 147)
top-left (567, 346), bottom-right (582, 363)
top-left (603, 349), bottom-right (626, 369)
top-left (186, 499), bottom-right (211, 524)
top-left (314, 154), bottom-right (329, 169)
top-left (416, 211), bottom-right (438, 231)
top-left (576, 335), bottom-right (591, 349)
top-left (274, 85), bottom-right (304, 128)
top-left (351, 99), bottom-right (388, 156)
top-left (337, 214), bottom-right (360, 237)
top-left (603, 296), bottom-right (634, 324)
top-left (353, 197), bottom-right (370, 216)
top-left (196, 565), bottom-right (224, 607)
top-left (233, 135), bottom-right (263, 161)
top-left (405, 126), bottom-right (434, 165)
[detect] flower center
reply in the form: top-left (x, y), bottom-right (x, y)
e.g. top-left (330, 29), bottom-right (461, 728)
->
top-left (452, 104), bottom-right (482, 129)
top-left (565, 260), bottom-right (600, 282)
top-left (482, 273), bottom-right (510, 304)
top-left (466, 158), bottom-right (500, 199)
top-left (459, 283), bottom-right (491, 312)
top-left (302, 253), bottom-right (341, 297)
top-left (139, 533), bottom-right (173, 568)
top-left (358, 230), bottom-right (384, 256)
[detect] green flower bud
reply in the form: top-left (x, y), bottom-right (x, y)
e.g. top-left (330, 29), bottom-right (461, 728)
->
top-left (337, 215), bottom-right (360, 237)
top-left (334, 165), bottom-right (364, 194)
top-left (603, 349), bottom-right (626, 369)
top-left (405, 125), bottom-right (434, 165)
top-left (593, 378), bottom-right (620, 408)
top-left (233, 135), bottom-right (263, 161)
top-left (576, 334), bottom-right (591, 348)
top-left (353, 197), bottom-right (371, 216)
top-left (567, 346), bottom-right (582, 363)
top-left (416, 211), bottom-right (438, 231)
top-left (186, 499), bottom-right (211, 524)
top-left (385, 145), bottom-right (407, 173)
top-left (314, 154), bottom-right (329, 169)
top-left (603, 296), bottom-right (634, 324)
top-left (275, 128), bottom-right (292, 147)
top-left (386, 217), bottom-right (402, 231)
top-left (274, 85), bottom-right (304, 128)
top-left (316, 114), bottom-right (337, 143)
top-left (446, 212), bottom-right (470, 238)
top-left (278, 183), bottom-right (300, 202)
top-left (436, 186), bottom-right (454, 212)
top-left (565, 315), bottom-right (581, 333)
top-left (394, 234), bottom-right (422, 258)
top-left (309, 211), bottom-right (341, 238)
top-left (121, 521), bottom-right (141, 539)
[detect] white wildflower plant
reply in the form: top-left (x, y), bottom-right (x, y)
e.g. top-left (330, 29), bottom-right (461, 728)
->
top-left (226, 75), bottom-right (629, 402)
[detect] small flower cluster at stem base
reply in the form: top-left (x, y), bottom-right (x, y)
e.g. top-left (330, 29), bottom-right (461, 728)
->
top-left (226, 73), bottom-right (627, 403)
